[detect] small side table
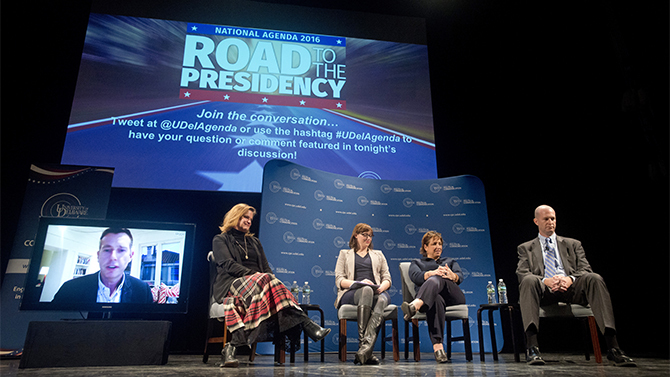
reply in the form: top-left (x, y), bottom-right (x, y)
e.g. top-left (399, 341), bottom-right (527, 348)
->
top-left (300, 304), bottom-right (325, 362)
top-left (477, 303), bottom-right (520, 362)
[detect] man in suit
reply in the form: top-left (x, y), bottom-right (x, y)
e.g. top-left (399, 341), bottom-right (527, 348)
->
top-left (516, 205), bottom-right (635, 367)
top-left (53, 228), bottom-right (153, 304)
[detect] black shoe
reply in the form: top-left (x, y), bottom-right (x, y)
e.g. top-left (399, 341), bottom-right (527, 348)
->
top-left (221, 344), bottom-right (239, 368)
top-left (434, 349), bottom-right (451, 363)
top-left (401, 302), bottom-right (417, 321)
top-left (607, 348), bottom-right (637, 367)
top-left (525, 346), bottom-right (545, 365)
top-left (303, 320), bottom-right (331, 342)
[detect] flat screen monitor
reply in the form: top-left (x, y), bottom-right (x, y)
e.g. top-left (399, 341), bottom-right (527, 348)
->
top-left (60, 1), bottom-right (437, 192)
top-left (20, 217), bottom-right (195, 314)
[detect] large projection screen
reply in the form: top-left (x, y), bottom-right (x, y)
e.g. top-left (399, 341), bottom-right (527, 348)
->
top-left (61, 2), bottom-right (437, 192)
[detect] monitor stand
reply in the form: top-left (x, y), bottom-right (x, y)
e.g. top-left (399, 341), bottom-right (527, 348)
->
top-left (19, 320), bottom-right (172, 368)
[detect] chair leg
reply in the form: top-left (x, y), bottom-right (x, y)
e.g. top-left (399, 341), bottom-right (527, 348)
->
top-left (411, 319), bottom-right (421, 361)
top-left (446, 319), bottom-right (452, 360)
top-left (462, 318), bottom-right (473, 361)
top-left (581, 318), bottom-right (592, 361)
top-left (339, 318), bottom-right (347, 362)
top-left (381, 322), bottom-right (386, 359)
top-left (203, 319), bottom-right (214, 363)
top-left (404, 320), bottom-right (410, 360)
top-left (203, 319), bottom-right (227, 364)
top-left (392, 318), bottom-right (399, 362)
top-left (250, 343), bottom-right (258, 362)
top-left (587, 316), bottom-right (602, 364)
top-left (289, 336), bottom-right (295, 364)
top-left (277, 337), bottom-right (286, 364)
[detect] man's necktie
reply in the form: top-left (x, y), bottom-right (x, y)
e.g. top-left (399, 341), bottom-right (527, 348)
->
top-left (544, 238), bottom-right (558, 278)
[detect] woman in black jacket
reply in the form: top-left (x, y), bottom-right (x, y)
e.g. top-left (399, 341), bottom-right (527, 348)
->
top-left (400, 231), bottom-right (466, 363)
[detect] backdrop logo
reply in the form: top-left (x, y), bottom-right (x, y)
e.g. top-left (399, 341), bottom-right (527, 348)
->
top-left (380, 184), bottom-right (392, 194)
top-left (357, 196), bottom-right (369, 206)
top-left (269, 181), bottom-right (282, 193)
top-left (312, 218), bottom-right (325, 230)
top-left (40, 193), bottom-right (88, 218)
top-left (290, 168), bottom-right (301, 180)
top-left (266, 212), bottom-right (279, 224)
top-left (333, 236), bottom-right (347, 249)
top-left (403, 198), bottom-right (415, 208)
top-left (383, 239), bottom-right (396, 250)
top-left (430, 183), bottom-right (442, 193)
top-left (358, 171), bottom-right (381, 180)
top-left (283, 231), bottom-right (296, 243)
top-left (450, 196), bottom-right (462, 206)
top-left (452, 223), bottom-right (465, 234)
top-left (387, 284), bottom-right (398, 297)
top-left (404, 224), bottom-right (417, 235)
top-left (314, 190), bottom-right (325, 201)
top-left (334, 179), bottom-right (345, 189)
top-left (311, 265), bottom-right (324, 278)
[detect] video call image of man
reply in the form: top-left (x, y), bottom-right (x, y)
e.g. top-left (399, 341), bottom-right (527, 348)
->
top-left (52, 227), bottom-right (153, 304)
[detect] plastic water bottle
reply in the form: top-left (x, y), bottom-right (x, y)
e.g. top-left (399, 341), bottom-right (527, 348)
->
top-left (302, 282), bottom-right (311, 305)
top-left (291, 281), bottom-right (301, 303)
top-left (486, 281), bottom-right (497, 304)
top-left (497, 279), bottom-right (508, 304)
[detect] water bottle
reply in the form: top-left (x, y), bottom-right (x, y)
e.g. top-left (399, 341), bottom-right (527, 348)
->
top-left (302, 281), bottom-right (311, 305)
top-left (291, 281), bottom-right (301, 303)
top-left (497, 279), bottom-right (508, 304)
top-left (486, 281), bottom-right (497, 304)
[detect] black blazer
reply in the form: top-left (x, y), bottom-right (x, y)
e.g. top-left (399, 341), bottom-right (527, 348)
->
top-left (211, 232), bottom-right (272, 303)
top-left (52, 272), bottom-right (153, 303)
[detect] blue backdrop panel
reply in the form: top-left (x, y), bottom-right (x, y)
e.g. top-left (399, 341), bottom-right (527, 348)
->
top-left (259, 160), bottom-right (503, 355)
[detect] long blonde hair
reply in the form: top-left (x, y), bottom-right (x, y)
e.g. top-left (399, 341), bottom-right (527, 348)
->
top-left (348, 223), bottom-right (373, 252)
top-left (219, 203), bottom-right (257, 234)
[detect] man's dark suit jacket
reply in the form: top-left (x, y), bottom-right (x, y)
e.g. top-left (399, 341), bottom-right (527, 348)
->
top-left (516, 235), bottom-right (593, 283)
top-left (515, 235), bottom-right (620, 333)
top-left (52, 272), bottom-right (153, 303)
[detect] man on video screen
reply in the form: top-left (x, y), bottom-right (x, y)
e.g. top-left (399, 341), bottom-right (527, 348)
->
top-left (52, 227), bottom-right (153, 304)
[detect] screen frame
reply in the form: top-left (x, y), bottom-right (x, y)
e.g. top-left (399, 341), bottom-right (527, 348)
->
top-left (20, 216), bottom-right (196, 314)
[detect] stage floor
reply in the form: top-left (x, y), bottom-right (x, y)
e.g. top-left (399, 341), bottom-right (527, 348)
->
top-left (3, 352), bottom-right (668, 376)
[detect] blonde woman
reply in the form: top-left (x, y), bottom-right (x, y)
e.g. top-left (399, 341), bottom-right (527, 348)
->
top-left (334, 223), bottom-right (392, 365)
top-left (212, 203), bottom-right (330, 367)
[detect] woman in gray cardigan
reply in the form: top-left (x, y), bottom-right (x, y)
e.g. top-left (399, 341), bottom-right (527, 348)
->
top-left (334, 223), bottom-right (392, 365)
